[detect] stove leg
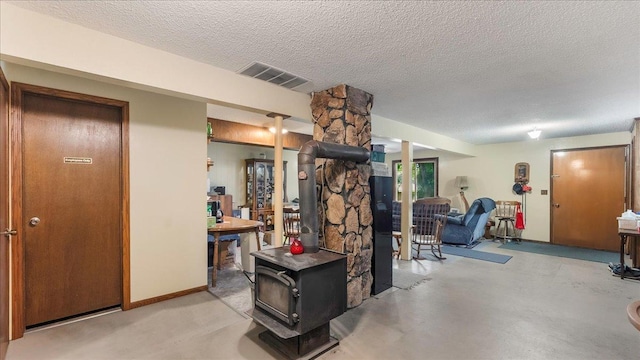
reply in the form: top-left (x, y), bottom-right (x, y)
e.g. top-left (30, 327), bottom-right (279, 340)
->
top-left (258, 322), bottom-right (339, 360)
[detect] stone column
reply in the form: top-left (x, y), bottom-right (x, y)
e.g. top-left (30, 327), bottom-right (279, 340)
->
top-left (310, 84), bottom-right (373, 308)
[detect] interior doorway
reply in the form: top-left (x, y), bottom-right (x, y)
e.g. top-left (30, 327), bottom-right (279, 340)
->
top-left (551, 146), bottom-right (628, 251)
top-left (10, 83), bottom-right (130, 339)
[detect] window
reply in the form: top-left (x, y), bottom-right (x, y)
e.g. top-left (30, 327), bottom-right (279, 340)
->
top-left (392, 158), bottom-right (439, 201)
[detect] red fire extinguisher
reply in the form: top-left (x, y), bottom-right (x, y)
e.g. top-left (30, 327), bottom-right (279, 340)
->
top-left (515, 203), bottom-right (525, 230)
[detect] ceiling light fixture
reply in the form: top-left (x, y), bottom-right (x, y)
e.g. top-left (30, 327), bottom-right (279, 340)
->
top-left (269, 127), bottom-right (288, 134)
top-left (528, 128), bottom-right (541, 140)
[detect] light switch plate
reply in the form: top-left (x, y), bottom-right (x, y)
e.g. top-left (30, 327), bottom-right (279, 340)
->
top-left (541, 190), bottom-right (548, 195)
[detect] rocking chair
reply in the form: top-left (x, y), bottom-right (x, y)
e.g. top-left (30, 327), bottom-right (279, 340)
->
top-left (411, 198), bottom-right (450, 260)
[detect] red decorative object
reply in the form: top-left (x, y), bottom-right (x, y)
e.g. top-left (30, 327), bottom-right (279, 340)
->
top-left (515, 203), bottom-right (525, 230)
top-left (290, 238), bottom-right (304, 255)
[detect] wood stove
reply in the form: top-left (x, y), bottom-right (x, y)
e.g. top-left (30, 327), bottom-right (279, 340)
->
top-left (250, 141), bottom-right (369, 359)
top-left (251, 247), bottom-right (346, 359)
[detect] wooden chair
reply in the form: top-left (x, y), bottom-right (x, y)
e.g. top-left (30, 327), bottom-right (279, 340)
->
top-left (494, 201), bottom-right (520, 243)
top-left (411, 197), bottom-right (451, 260)
top-left (392, 201), bottom-right (402, 258)
top-left (282, 207), bottom-right (300, 246)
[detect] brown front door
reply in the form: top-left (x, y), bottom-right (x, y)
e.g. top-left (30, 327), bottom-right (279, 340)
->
top-left (0, 67), bottom-right (10, 360)
top-left (15, 84), bottom-right (124, 328)
top-left (551, 146), bottom-right (627, 251)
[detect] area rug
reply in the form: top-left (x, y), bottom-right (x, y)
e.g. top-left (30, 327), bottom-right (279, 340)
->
top-left (440, 245), bottom-right (512, 264)
top-left (444, 240), bottom-right (482, 249)
top-left (498, 241), bottom-right (618, 263)
top-left (207, 265), bottom-right (253, 315)
top-left (392, 268), bottom-right (430, 290)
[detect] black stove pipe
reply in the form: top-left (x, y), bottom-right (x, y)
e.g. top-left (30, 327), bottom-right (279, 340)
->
top-left (297, 140), bottom-right (370, 253)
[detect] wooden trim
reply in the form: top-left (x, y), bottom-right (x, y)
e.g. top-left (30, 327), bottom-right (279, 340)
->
top-left (549, 149), bottom-right (555, 245)
top-left (0, 67), bottom-right (8, 91)
top-left (120, 104), bottom-right (131, 311)
top-left (10, 83), bottom-right (130, 339)
top-left (0, 66), bottom-right (8, 359)
top-left (10, 83), bottom-right (130, 108)
top-left (10, 84), bottom-right (25, 339)
top-left (549, 144), bottom-right (631, 153)
top-left (128, 286), bottom-right (208, 310)
top-left (391, 157), bottom-right (440, 200)
top-left (209, 118), bottom-right (312, 150)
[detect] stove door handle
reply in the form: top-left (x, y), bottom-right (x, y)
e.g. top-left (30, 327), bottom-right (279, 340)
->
top-left (256, 266), bottom-right (296, 288)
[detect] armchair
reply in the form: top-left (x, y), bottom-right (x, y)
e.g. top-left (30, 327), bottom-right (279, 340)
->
top-left (441, 197), bottom-right (496, 246)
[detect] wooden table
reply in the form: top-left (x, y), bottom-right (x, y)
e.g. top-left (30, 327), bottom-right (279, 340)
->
top-left (618, 228), bottom-right (639, 280)
top-left (208, 216), bottom-right (262, 287)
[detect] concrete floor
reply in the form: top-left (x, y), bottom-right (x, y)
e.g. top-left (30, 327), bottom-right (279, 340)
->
top-left (7, 241), bottom-right (640, 359)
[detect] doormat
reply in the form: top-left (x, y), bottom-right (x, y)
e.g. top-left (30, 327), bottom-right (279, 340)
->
top-left (392, 268), bottom-right (430, 290)
top-left (498, 241), bottom-right (618, 263)
top-left (441, 246), bottom-right (512, 264)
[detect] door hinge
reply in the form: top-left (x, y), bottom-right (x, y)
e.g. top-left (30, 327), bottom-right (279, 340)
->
top-left (2, 229), bottom-right (17, 237)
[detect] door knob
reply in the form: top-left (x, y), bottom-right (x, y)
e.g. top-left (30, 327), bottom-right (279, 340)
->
top-left (29, 217), bottom-right (40, 226)
top-left (552, 203), bottom-right (560, 208)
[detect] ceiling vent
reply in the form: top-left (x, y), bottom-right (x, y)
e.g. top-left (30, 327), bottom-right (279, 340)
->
top-left (237, 62), bottom-right (310, 90)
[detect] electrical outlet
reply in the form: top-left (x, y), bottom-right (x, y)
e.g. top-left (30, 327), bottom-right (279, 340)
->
top-left (541, 190), bottom-right (548, 195)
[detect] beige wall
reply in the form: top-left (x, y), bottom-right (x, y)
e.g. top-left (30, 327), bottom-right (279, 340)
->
top-left (0, 0), bottom-right (634, 293)
top-left (0, 3), bottom-right (478, 157)
top-left (387, 132), bottom-right (632, 242)
top-left (208, 142), bottom-right (300, 208)
top-left (0, 3), bottom-right (311, 121)
top-left (3, 63), bottom-right (208, 302)
top-left (372, 113), bottom-right (477, 156)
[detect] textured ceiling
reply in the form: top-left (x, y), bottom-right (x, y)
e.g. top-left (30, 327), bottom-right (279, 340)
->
top-left (7, 1), bottom-right (640, 145)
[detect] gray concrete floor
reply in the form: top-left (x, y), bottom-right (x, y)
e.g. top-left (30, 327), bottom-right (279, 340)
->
top-left (7, 241), bottom-right (640, 360)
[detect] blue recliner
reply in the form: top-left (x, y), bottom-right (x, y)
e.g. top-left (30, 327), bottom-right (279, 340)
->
top-left (441, 198), bottom-right (496, 246)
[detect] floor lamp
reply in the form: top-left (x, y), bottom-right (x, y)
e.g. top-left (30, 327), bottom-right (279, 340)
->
top-left (455, 176), bottom-right (469, 213)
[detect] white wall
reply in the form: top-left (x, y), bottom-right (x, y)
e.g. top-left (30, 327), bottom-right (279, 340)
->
top-left (208, 142), bottom-right (300, 208)
top-left (387, 132), bottom-right (632, 242)
top-left (3, 63), bottom-right (207, 302)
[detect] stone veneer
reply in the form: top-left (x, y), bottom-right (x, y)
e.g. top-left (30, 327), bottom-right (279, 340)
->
top-left (310, 84), bottom-right (373, 308)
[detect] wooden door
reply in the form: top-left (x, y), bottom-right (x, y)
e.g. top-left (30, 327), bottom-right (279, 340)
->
top-left (16, 85), bottom-right (124, 328)
top-left (0, 67), bottom-right (10, 360)
top-left (551, 146), bottom-right (627, 251)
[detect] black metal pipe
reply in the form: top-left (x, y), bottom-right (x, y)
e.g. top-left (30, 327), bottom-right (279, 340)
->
top-left (297, 140), bottom-right (370, 253)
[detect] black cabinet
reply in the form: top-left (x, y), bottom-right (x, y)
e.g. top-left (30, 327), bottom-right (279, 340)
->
top-left (369, 175), bottom-right (393, 295)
